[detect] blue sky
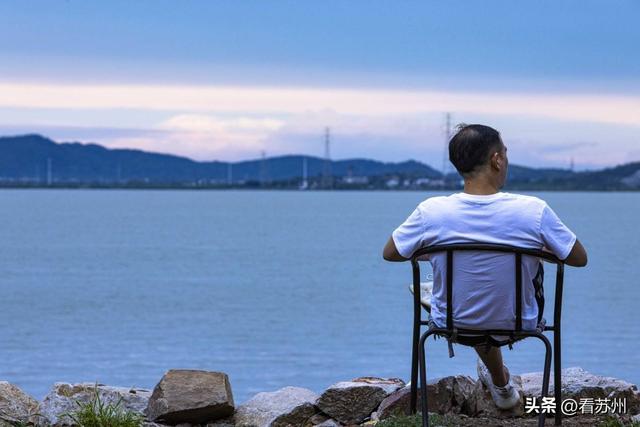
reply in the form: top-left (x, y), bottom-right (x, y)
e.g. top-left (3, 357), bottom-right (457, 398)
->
top-left (0, 1), bottom-right (638, 169)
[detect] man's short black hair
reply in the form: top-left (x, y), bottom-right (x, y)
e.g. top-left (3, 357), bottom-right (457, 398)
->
top-left (448, 123), bottom-right (503, 176)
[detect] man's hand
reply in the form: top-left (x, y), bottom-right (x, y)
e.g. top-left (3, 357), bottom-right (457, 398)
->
top-left (563, 239), bottom-right (588, 267)
top-left (383, 235), bottom-right (408, 262)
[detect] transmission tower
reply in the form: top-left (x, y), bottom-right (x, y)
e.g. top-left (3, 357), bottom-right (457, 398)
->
top-left (300, 156), bottom-right (308, 190)
top-left (259, 151), bottom-right (269, 186)
top-left (441, 113), bottom-right (453, 182)
top-left (321, 127), bottom-right (333, 189)
top-left (47, 157), bottom-right (53, 186)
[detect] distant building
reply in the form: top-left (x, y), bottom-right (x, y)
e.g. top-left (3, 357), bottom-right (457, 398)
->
top-left (621, 170), bottom-right (640, 188)
top-left (342, 175), bottom-right (369, 185)
top-left (385, 177), bottom-right (400, 188)
top-left (414, 178), bottom-right (431, 186)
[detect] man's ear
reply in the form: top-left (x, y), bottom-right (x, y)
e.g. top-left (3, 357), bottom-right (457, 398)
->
top-left (490, 152), bottom-right (502, 171)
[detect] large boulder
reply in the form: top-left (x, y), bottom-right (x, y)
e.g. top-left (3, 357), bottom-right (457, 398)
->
top-left (316, 377), bottom-right (404, 425)
top-left (234, 386), bottom-right (319, 427)
top-left (373, 375), bottom-right (476, 420)
top-left (521, 367), bottom-right (640, 415)
top-left (40, 382), bottom-right (151, 426)
top-left (147, 370), bottom-right (234, 425)
top-left (0, 382), bottom-right (40, 427)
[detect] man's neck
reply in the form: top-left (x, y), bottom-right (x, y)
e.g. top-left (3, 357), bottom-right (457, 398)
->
top-left (463, 178), bottom-right (500, 195)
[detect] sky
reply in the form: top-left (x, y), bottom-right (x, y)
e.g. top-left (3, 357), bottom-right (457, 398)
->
top-left (0, 1), bottom-right (638, 170)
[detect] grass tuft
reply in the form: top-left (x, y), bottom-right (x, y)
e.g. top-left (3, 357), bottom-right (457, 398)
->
top-left (60, 384), bottom-right (144, 427)
top-left (597, 415), bottom-right (640, 427)
top-left (376, 412), bottom-right (455, 427)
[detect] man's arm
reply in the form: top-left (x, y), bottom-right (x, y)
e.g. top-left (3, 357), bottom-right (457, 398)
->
top-left (540, 202), bottom-right (587, 268)
top-left (384, 206), bottom-right (425, 262)
top-left (382, 235), bottom-right (408, 262)
top-left (563, 238), bottom-right (588, 267)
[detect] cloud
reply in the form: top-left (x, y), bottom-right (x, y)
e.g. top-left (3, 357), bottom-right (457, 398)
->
top-left (0, 82), bottom-right (638, 167)
top-left (538, 141), bottom-right (599, 152)
top-left (0, 82), bottom-right (639, 128)
top-left (161, 114), bottom-right (285, 133)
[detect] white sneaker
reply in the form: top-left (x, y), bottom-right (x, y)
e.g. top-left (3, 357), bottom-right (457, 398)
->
top-left (476, 358), bottom-right (520, 410)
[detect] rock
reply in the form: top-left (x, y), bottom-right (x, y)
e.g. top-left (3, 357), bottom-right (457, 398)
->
top-left (234, 386), bottom-right (318, 427)
top-left (307, 413), bottom-right (341, 426)
top-left (205, 415), bottom-right (236, 427)
top-left (374, 375), bottom-right (476, 420)
top-left (40, 382), bottom-right (151, 426)
top-left (147, 370), bottom-right (234, 425)
top-left (520, 367), bottom-right (640, 414)
top-left (427, 375), bottom-right (477, 416)
top-left (0, 381), bottom-right (40, 426)
top-left (470, 374), bottom-right (524, 418)
top-left (316, 377), bottom-right (404, 425)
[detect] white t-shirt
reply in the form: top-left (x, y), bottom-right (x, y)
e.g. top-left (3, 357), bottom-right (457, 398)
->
top-left (392, 192), bottom-right (577, 331)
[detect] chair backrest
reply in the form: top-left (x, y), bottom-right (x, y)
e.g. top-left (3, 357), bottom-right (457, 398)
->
top-left (410, 243), bottom-right (565, 333)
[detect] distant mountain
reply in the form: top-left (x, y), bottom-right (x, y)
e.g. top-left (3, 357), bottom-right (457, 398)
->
top-left (504, 162), bottom-right (640, 190)
top-left (0, 134), bottom-right (440, 184)
top-left (0, 134), bottom-right (228, 182)
top-left (0, 134), bottom-right (638, 190)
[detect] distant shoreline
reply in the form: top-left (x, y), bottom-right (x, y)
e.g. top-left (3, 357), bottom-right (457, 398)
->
top-left (2, 135), bottom-right (640, 192)
top-left (0, 184), bottom-right (638, 192)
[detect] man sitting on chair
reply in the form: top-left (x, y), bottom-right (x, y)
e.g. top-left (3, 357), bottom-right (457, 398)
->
top-left (382, 124), bottom-right (588, 410)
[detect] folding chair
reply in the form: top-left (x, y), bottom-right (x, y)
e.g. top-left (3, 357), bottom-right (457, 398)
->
top-left (408, 243), bottom-right (565, 427)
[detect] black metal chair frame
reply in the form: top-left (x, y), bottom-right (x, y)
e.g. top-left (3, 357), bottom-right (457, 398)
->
top-left (408, 243), bottom-right (565, 427)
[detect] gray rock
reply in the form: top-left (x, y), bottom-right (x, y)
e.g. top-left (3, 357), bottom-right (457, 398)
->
top-left (470, 374), bottom-right (524, 418)
top-left (520, 367), bottom-right (640, 414)
top-left (316, 377), bottom-right (404, 425)
top-left (313, 420), bottom-right (341, 427)
top-left (307, 413), bottom-right (342, 426)
top-left (40, 382), bottom-right (150, 426)
top-left (147, 370), bottom-right (234, 425)
top-left (0, 381), bottom-right (40, 426)
top-left (374, 375), bottom-right (476, 420)
top-left (234, 386), bottom-right (318, 427)
top-left (204, 415), bottom-right (236, 427)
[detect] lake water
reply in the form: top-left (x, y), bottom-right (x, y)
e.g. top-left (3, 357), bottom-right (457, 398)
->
top-left (0, 189), bottom-right (638, 403)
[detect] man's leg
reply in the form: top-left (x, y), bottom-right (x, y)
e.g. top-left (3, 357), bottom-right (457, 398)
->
top-left (475, 345), bottom-right (509, 387)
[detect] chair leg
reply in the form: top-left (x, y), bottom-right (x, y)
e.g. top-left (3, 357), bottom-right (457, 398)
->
top-left (554, 330), bottom-right (562, 425)
top-left (418, 330), bottom-right (437, 427)
top-left (531, 333), bottom-right (553, 427)
top-left (410, 320), bottom-right (419, 414)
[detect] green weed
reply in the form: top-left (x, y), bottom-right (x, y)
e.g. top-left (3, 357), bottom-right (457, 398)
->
top-left (597, 414), bottom-right (640, 427)
top-left (60, 385), bottom-right (144, 427)
top-left (376, 412), bottom-right (455, 427)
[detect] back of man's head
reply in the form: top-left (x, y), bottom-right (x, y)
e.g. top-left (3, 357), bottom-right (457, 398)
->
top-left (449, 124), bottom-right (503, 177)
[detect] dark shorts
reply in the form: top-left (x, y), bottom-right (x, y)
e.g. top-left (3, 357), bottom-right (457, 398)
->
top-left (454, 333), bottom-right (527, 347)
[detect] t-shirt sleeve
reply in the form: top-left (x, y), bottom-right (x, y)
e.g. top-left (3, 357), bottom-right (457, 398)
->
top-left (539, 203), bottom-right (577, 261)
top-left (392, 207), bottom-right (425, 258)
